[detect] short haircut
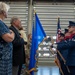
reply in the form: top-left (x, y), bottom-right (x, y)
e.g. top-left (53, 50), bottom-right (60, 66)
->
top-left (10, 16), bottom-right (19, 25)
top-left (0, 2), bottom-right (10, 13)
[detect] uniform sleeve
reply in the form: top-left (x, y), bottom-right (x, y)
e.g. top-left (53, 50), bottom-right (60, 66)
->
top-left (57, 39), bottom-right (75, 50)
top-left (0, 22), bottom-right (9, 36)
top-left (57, 41), bottom-right (69, 50)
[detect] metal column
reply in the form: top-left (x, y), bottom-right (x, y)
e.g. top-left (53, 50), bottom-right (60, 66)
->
top-left (27, 0), bottom-right (33, 34)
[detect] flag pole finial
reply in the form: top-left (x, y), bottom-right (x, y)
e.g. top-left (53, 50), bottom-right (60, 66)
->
top-left (34, 9), bottom-right (36, 14)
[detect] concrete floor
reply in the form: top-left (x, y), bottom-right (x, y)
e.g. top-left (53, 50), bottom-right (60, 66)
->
top-left (34, 66), bottom-right (60, 75)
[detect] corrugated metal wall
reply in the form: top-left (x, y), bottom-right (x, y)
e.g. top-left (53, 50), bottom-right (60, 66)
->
top-left (4, 2), bottom-right (75, 39)
top-left (3, 1), bottom-right (75, 62)
top-left (33, 2), bottom-right (75, 36)
top-left (4, 2), bottom-right (28, 33)
top-left (33, 2), bottom-right (75, 62)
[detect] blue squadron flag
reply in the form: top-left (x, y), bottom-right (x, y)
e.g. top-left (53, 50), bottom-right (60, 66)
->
top-left (29, 12), bottom-right (46, 75)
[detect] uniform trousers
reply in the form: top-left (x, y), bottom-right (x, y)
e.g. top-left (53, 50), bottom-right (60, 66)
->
top-left (60, 61), bottom-right (70, 75)
top-left (69, 66), bottom-right (75, 75)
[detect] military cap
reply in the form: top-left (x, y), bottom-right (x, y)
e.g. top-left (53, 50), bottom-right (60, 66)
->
top-left (68, 21), bottom-right (75, 27)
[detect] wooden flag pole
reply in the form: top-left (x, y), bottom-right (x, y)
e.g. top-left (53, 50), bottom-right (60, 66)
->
top-left (50, 37), bottom-right (70, 73)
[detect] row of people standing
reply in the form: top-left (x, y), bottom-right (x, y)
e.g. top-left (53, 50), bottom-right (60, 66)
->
top-left (0, 2), bottom-right (31, 75)
top-left (52, 21), bottom-right (75, 75)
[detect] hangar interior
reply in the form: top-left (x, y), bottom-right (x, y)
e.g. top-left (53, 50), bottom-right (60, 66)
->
top-left (1, 0), bottom-right (75, 75)
top-left (2, 0), bottom-right (75, 63)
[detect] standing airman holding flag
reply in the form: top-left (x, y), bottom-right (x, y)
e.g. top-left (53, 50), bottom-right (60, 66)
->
top-left (50, 17), bottom-right (71, 75)
top-left (56, 21), bottom-right (75, 75)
